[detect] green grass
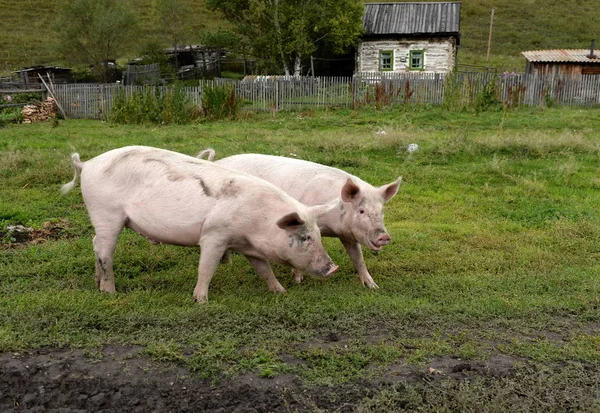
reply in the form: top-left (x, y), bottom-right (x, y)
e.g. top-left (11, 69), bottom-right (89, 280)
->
top-left (2, 1), bottom-right (598, 73)
top-left (1, 107), bottom-right (600, 408)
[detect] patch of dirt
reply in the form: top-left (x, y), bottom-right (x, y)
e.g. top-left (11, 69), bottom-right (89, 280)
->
top-left (0, 220), bottom-right (73, 247)
top-left (0, 345), bottom-right (527, 413)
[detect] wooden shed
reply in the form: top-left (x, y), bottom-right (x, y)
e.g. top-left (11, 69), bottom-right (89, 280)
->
top-left (356, 2), bottom-right (461, 74)
top-left (522, 49), bottom-right (600, 76)
top-left (15, 66), bottom-right (72, 85)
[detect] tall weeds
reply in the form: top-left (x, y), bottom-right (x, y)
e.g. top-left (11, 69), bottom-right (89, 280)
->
top-left (108, 84), bottom-right (200, 125)
top-left (201, 83), bottom-right (240, 120)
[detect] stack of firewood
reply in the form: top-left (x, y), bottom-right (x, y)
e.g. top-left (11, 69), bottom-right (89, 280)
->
top-left (22, 97), bottom-right (58, 123)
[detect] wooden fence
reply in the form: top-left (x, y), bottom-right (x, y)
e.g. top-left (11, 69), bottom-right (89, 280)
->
top-left (122, 63), bottom-right (161, 85)
top-left (51, 73), bottom-right (600, 119)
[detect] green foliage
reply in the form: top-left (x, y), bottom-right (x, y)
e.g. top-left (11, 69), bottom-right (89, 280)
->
top-left (136, 41), bottom-right (172, 75)
top-left (200, 27), bottom-right (246, 54)
top-left (152, 0), bottom-right (193, 67)
top-left (207, 0), bottom-right (363, 74)
top-left (108, 84), bottom-right (200, 124)
top-left (201, 83), bottom-right (240, 120)
top-left (53, 0), bottom-right (139, 82)
top-left (474, 76), bottom-right (502, 113)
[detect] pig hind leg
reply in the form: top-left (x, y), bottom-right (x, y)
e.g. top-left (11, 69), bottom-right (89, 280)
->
top-left (91, 215), bottom-right (126, 293)
top-left (220, 249), bottom-right (232, 264)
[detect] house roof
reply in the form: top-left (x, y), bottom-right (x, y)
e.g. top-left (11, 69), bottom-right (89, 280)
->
top-left (363, 2), bottom-right (461, 36)
top-left (15, 66), bottom-right (72, 73)
top-left (522, 49), bottom-right (600, 63)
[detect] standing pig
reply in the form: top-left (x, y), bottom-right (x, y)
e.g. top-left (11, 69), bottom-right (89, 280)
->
top-left (60, 146), bottom-right (338, 302)
top-left (202, 151), bottom-right (401, 289)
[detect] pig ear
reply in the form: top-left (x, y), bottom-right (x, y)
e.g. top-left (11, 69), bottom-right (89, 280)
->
top-left (307, 199), bottom-right (337, 218)
top-left (379, 177), bottom-right (402, 202)
top-left (276, 212), bottom-right (305, 229)
top-left (341, 178), bottom-right (361, 202)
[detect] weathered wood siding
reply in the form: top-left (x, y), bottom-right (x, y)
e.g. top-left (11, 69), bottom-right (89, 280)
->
top-left (357, 37), bottom-right (456, 73)
top-left (526, 61), bottom-right (600, 76)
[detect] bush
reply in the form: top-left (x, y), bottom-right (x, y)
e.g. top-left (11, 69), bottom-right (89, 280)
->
top-left (108, 83), bottom-right (200, 125)
top-left (201, 83), bottom-right (240, 120)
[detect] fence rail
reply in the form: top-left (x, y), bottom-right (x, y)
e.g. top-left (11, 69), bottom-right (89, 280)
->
top-left (51, 73), bottom-right (600, 119)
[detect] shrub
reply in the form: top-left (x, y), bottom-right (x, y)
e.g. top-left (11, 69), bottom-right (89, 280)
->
top-left (201, 83), bottom-right (240, 120)
top-left (108, 83), bottom-right (200, 124)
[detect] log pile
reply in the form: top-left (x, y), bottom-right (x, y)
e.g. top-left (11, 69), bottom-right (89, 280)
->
top-left (22, 97), bottom-right (58, 123)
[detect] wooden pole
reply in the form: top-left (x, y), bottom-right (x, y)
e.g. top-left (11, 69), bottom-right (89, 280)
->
top-left (487, 8), bottom-right (496, 64)
top-left (38, 73), bottom-right (67, 119)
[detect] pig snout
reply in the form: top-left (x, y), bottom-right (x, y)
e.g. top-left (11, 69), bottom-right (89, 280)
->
top-left (324, 264), bottom-right (339, 277)
top-left (369, 232), bottom-right (391, 250)
top-left (376, 233), bottom-right (391, 246)
top-left (311, 254), bottom-right (338, 278)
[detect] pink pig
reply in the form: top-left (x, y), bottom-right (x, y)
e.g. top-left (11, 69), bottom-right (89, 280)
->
top-left (61, 146), bottom-right (338, 302)
top-left (199, 150), bottom-right (401, 289)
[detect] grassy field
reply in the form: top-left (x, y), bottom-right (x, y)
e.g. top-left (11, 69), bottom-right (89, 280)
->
top-left (1, 0), bottom-right (598, 74)
top-left (1, 107), bottom-right (600, 410)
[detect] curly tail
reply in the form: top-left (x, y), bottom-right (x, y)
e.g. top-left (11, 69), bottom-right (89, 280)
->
top-left (197, 148), bottom-right (216, 161)
top-left (60, 153), bottom-right (83, 194)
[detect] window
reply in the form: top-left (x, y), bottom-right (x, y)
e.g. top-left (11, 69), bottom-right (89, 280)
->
top-left (379, 50), bottom-right (393, 71)
top-left (409, 50), bottom-right (424, 70)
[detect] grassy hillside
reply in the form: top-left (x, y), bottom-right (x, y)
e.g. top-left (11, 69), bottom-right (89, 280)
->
top-left (1, 0), bottom-right (598, 74)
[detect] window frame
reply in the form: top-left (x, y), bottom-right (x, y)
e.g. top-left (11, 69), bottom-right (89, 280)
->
top-left (379, 50), bottom-right (394, 72)
top-left (409, 50), bottom-right (425, 71)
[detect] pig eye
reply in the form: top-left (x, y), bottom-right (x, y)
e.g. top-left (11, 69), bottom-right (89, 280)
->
top-left (359, 209), bottom-right (365, 215)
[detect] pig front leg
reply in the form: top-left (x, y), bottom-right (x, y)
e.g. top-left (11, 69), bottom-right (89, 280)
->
top-left (292, 269), bottom-right (304, 284)
top-left (341, 239), bottom-right (379, 289)
top-left (245, 256), bottom-right (286, 294)
top-left (193, 239), bottom-right (229, 303)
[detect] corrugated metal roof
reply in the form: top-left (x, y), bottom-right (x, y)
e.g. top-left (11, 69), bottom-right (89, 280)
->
top-left (522, 49), bottom-right (600, 63)
top-left (363, 2), bottom-right (461, 35)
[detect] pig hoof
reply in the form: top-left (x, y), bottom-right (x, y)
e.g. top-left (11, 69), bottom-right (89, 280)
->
top-left (193, 294), bottom-right (208, 303)
top-left (362, 279), bottom-right (379, 289)
top-left (99, 283), bottom-right (116, 293)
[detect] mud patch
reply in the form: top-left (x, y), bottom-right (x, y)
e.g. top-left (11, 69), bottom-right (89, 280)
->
top-left (0, 346), bottom-right (371, 413)
top-left (1, 346), bottom-right (597, 412)
top-left (0, 220), bottom-right (73, 247)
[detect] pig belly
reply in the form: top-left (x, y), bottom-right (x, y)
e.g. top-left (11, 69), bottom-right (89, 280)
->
top-left (122, 187), bottom-right (212, 247)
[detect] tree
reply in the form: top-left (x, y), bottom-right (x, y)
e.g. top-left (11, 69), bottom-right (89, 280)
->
top-left (54, 0), bottom-right (138, 82)
top-left (207, 0), bottom-right (363, 75)
top-left (153, 0), bottom-right (194, 72)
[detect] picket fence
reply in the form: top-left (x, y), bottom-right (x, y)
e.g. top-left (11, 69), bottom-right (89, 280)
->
top-left (51, 72), bottom-right (600, 119)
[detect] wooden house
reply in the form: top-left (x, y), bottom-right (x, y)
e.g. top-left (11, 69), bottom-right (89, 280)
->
top-left (356, 2), bottom-right (461, 74)
top-left (522, 48), bottom-right (600, 76)
top-left (15, 66), bottom-right (72, 85)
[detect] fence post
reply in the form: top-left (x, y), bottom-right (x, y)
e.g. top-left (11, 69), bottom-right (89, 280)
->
top-left (352, 76), bottom-right (357, 110)
top-left (275, 80), bottom-right (280, 112)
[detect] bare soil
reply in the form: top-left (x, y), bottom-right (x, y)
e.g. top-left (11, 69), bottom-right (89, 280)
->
top-left (0, 345), bottom-right (520, 413)
top-left (0, 220), bottom-right (73, 247)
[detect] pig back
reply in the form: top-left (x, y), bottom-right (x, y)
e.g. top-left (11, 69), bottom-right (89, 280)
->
top-left (217, 154), bottom-right (355, 205)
